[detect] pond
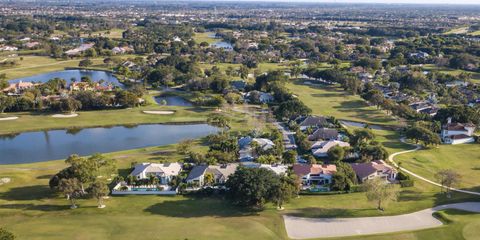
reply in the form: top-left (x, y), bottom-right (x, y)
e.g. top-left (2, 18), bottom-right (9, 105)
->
top-left (211, 41), bottom-right (234, 51)
top-left (9, 69), bottom-right (122, 86)
top-left (206, 32), bottom-right (233, 51)
top-left (155, 95), bottom-right (193, 107)
top-left (0, 124), bottom-right (218, 164)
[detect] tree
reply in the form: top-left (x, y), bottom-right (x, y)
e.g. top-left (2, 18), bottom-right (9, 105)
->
top-left (0, 228), bottom-right (15, 240)
top-left (0, 78), bottom-right (9, 90)
top-left (239, 65), bottom-right (249, 80)
top-left (363, 178), bottom-right (398, 211)
top-left (63, 153), bottom-right (116, 194)
top-left (90, 180), bottom-right (109, 208)
top-left (59, 97), bottom-right (82, 113)
top-left (207, 114), bottom-right (230, 131)
top-left (271, 175), bottom-right (299, 210)
top-left (331, 162), bottom-right (357, 191)
top-left (435, 169), bottom-right (461, 198)
top-left (290, 66), bottom-right (302, 79)
top-left (0, 95), bottom-right (14, 113)
top-left (405, 126), bottom-right (441, 147)
top-left (177, 139), bottom-right (194, 155)
top-left (115, 90), bottom-right (139, 108)
top-left (78, 59), bottom-right (93, 67)
top-left (65, 154), bottom-right (95, 193)
top-left (204, 172), bottom-right (215, 186)
top-left (257, 155), bottom-right (278, 164)
top-left (282, 150), bottom-right (297, 164)
top-left (327, 145), bottom-right (345, 162)
top-left (351, 128), bottom-right (375, 146)
top-left (58, 178), bottom-right (82, 209)
top-left (275, 98), bottom-right (311, 120)
top-left (226, 167), bottom-right (281, 209)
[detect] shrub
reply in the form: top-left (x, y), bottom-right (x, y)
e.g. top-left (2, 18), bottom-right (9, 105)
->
top-left (433, 211), bottom-right (453, 224)
top-left (396, 171), bottom-right (410, 181)
top-left (400, 179), bottom-right (415, 188)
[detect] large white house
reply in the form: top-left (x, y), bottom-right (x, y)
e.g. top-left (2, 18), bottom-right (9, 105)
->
top-left (130, 162), bottom-right (182, 184)
top-left (441, 118), bottom-right (476, 145)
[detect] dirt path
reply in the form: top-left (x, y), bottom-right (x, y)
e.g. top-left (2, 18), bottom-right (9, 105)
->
top-left (284, 202), bottom-right (480, 239)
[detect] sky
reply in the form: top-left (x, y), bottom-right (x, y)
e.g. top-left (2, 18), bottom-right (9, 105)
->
top-left (214, 0), bottom-right (480, 5)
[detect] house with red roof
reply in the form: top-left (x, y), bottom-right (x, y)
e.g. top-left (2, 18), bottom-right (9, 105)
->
top-left (292, 164), bottom-right (337, 191)
top-left (441, 118), bottom-right (476, 145)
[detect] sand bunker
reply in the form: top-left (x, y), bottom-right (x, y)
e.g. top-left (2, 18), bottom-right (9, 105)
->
top-left (0, 178), bottom-right (11, 185)
top-left (52, 113), bottom-right (79, 118)
top-left (0, 116), bottom-right (18, 121)
top-left (142, 110), bottom-right (175, 115)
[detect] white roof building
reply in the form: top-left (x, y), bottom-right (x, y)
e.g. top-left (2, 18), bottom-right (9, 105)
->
top-left (130, 162), bottom-right (182, 180)
top-left (311, 140), bottom-right (350, 157)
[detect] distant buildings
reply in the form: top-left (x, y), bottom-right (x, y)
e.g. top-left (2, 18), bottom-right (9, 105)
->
top-left (0, 46), bottom-right (18, 51)
top-left (65, 43), bottom-right (95, 56)
top-left (2, 81), bottom-right (37, 94)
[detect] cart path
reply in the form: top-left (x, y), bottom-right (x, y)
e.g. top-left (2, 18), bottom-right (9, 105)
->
top-left (388, 137), bottom-right (480, 196)
top-left (284, 202), bottom-right (480, 239)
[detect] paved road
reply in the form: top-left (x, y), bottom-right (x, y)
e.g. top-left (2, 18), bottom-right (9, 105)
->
top-left (284, 202), bottom-right (480, 239)
top-left (388, 138), bottom-right (480, 196)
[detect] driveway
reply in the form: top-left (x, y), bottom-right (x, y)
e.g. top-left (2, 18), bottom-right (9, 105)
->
top-left (284, 202), bottom-right (480, 239)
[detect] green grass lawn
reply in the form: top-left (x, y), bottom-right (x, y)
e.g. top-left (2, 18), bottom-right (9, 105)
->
top-left (421, 64), bottom-right (480, 84)
top-left (198, 62), bottom-right (289, 79)
top-left (80, 28), bottom-right (125, 39)
top-left (0, 56), bottom-right (107, 80)
top-left (286, 80), bottom-right (399, 126)
top-left (443, 27), bottom-right (469, 35)
top-left (1, 141), bottom-right (479, 240)
top-left (0, 91), bottom-right (215, 135)
top-left (396, 143), bottom-right (480, 191)
top-left (193, 32), bottom-right (218, 44)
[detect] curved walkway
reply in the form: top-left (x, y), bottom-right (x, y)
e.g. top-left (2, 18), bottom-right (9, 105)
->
top-left (284, 202), bottom-right (480, 239)
top-left (388, 138), bottom-right (480, 196)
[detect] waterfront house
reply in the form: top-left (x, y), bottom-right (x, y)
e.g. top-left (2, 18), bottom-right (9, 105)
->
top-left (186, 164), bottom-right (239, 186)
top-left (130, 162), bottom-right (182, 185)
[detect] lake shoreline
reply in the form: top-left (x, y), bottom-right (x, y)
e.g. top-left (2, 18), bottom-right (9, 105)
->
top-left (0, 123), bottom-right (218, 164)
top-left (0, 120), bottom-right (208, 136)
